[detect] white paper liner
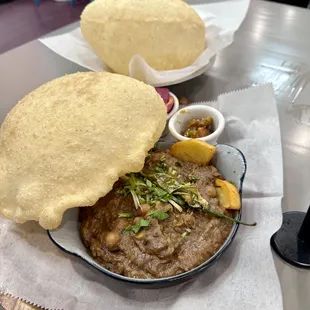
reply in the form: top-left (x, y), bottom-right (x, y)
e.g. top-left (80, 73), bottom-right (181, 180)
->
top-left (0, 84), bottom-right (283, 310)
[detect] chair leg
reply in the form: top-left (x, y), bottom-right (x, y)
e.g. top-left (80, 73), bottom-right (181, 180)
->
top-left (34, 0), bottom-right (40, 6)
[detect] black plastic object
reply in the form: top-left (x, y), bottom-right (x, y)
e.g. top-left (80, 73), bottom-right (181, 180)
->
top-left (268, 0), bottom-right (309, 8)
top-left (270, 206), bottom-right (310, 269)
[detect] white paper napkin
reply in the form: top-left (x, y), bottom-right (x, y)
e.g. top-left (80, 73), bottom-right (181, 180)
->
top-left (0, 84), bottom-right (283, 310)
top-left (39, 0), bottom-right (250, 86)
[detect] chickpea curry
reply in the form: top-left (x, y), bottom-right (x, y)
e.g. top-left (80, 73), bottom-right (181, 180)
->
top-left (79, 146), bottom-right (255, 279)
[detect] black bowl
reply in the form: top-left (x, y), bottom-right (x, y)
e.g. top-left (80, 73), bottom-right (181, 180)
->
top-left (48, 143), bottom-right (246, 288)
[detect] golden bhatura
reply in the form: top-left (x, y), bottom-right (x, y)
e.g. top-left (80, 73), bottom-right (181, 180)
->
top-left (80, 0), bottom-right (206, 76)
top-left (0, 72), bottom-right (255, 279)
top-left (0, 72), bottom-right (166, 229)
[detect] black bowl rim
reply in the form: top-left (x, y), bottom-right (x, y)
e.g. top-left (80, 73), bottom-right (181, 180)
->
top-left (47, 143), bottom-right (246, 285)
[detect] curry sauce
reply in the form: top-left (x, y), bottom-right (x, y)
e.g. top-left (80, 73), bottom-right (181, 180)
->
top-left (80, 151), bottom-right (234, 279)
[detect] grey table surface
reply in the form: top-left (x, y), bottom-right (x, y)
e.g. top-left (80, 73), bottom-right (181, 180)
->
top-left (0, 0), bottom-right (310, 309)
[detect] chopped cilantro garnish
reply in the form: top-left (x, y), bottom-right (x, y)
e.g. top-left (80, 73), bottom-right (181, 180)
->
top-left (119, 157), bottom-right (256, 227)
top-left (122, 226), bottom-right (133, 234)
top-left (146, 179), bottom-right (152, 188)
top-left (188, 174), bottom-right (200, 183)
top-left (181, 231), bottom-right (188, 238)
top-left (132, 219), bottom-right (151, 234)
top-left (122, 219), bottom-right (151, 234)
top-left (118, 212), bottom-right (133, 218)
top-left (147, 210), bottom-right (169, 220)
top-left (160, 155), bottom-right (166, 162)
top-left (155, 166), bottom-right (164, 173)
